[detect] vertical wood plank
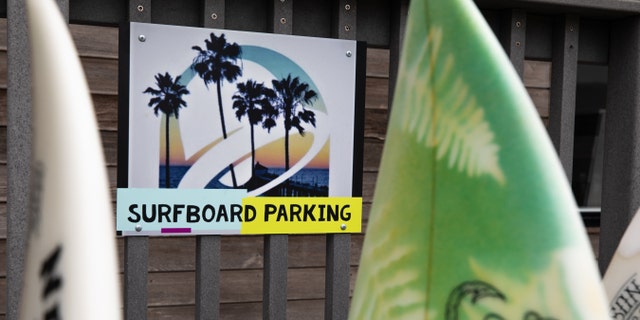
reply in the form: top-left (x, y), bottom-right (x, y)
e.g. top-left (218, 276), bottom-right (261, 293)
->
top-left (501, 10), bottom-right (527, 78)
top-left (599, 16), bottom-right (640, 273)
top-left (264, 3), bottom-right (292, 318)
top-left (6, 2), bottom-right (31, 319)
top-left (124, 1), bottom-right (151, 319)
top-left (324, 2), bottom-right (357, 320)
top-left (388, 0), bottom-right (409, 109)
top-left (196, 2), bottom-right (224, 319)
top-left (548, 15), bottom-right (579, 182)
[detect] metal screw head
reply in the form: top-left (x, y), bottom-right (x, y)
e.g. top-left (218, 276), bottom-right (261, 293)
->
top-left (515, 21), bottom-right (521, 28)
top-left (345, 4), bottom-right (351, 11)
top-left (135, 225), bottom-right (142, 232)
top-left (211, 13), bottom-right (218, 20)
top-left (515, 41), bottom-right (521, 47)
top-left (340, 224), bottom-right (347, 231)
top-left (137, 5), bottom-right (144, 12)
top-left (344, 25), bottom-right (351, 32)
top-left (138, 34), bottom-right (146, 42)
top-left (346, 51), bottom-right (352, 57)
top-left (280, 17), bottom-right (287, 24)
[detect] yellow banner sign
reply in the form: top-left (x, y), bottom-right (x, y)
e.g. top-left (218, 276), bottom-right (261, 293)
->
top-left (241, 197), bottom-right (362, 234)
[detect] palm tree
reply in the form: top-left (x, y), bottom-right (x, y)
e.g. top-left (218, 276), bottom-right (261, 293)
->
top-left (271, 74), bottom-right (318, 172)
top-left (143, 72), bottom-right (190, 188)
top-left (232, 80), bottom-right (277, 177)
top-left (192, 32), bottom-right (242, 187)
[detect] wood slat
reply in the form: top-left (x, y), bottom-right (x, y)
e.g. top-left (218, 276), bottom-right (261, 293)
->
top-left (523, 60), bottom-right (552, 88)
top-left (0, 19), bottom-right (117, 57)
top-left (70, 23), bottom-right (119, 59)
top-left (365, 48), bottom-right (389, 78)
top-left (365, 77), bottom-right (389, 110)
top-left (147, 267), bottom-right (357, 307)
top-left (114, 234), bottom-right (365, 274)
top-left (363, 138), bottom-right (384, 171)
top-left (364, 108), bottom-right (388, 140)
top-left (527, 87), bottom-right (550, 117)
top-left (0, 52), bottom-right (117, 94)
top-left (146, 299), bottom-right (327, 320)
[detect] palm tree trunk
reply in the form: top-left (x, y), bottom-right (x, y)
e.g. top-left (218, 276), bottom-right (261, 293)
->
top-left (216, 81), bottom-right (238, 187)
top-left (250, 124), bottom-right (256, 177)
top-left (165, 115), bottom-right (170, 188)
top-left (285, 128), bottom-right (290, 172)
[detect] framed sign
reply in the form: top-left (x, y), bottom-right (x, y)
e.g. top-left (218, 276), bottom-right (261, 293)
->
top-left (117, 22), bottom-right (365, 236)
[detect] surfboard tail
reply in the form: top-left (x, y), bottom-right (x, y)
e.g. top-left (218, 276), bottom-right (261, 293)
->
top-left (19, 0), bottom-right (122, 318)
top-left (349, 0), bottom-right (608, 318)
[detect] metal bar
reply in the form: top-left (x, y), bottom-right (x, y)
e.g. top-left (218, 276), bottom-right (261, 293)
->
top-left (6, 1), bottom-right (31, 319)
top-left (263, 234), bottom-right (288, 319)
top-left (262, 2), bottom-right (293, 318)
top-left (325, 234), bottom-right (351, 320)
top-left (548, 15), bottom-right (579, 182)
top-left (272, 0), bottom-right (293, 35)
top-left (322, 2), bottom-right (357, 320)
top-left (124, 237), bottom-right (148, 320)
top-left (123, 1), bottom-right (151, 319)
top-left (196, 236), bottom-right (220, 320)
top-left (5, 1), bottom-right (68, 318)
top-left (203, 0), bottom-right (225, 29)
top-left (389, 0), bottom-right (410, 109)
top-left (129, 0), bottom-right (151, 23)
top-left (599, 16), bottom-right (640, 273)
top-left (500, 10), bottom-right (526, 78)
top-left (195, 4), bottom-right (225, 319)
top-left (337, 0), bottom-right (356, 40)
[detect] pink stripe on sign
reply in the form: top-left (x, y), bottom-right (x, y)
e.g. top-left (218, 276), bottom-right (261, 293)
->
top-left (161, 228), bottom-right (191, 234)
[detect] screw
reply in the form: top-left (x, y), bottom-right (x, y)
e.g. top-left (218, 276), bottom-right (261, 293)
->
top-left (211, 13), bottom-right (218, 20)
top-left (515, 41), bottom-right (521, 47)
top-left (137, 5), bottom-right (144, 12)
top-left (138, 34), bottom-right (146, 42)
top-left (346, 51), bottom-right (352, 57)
top-left (135, 225), bottom-right (142, 232)
top-left (345, 4), bottom-right (351, 11)
top-left (280, 17), bottom-right (287, 24)
top-left (344, 25), bottom-right (351, 32)
top-left (340, 224), bottom-right (347, 231)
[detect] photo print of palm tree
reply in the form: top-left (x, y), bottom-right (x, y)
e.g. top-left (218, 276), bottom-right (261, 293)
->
top-left (125, 23), bottom-right (362, 197)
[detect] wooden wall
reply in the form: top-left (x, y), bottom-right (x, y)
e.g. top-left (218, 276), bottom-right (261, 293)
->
top-left (0, 18), bottom-right (599, 319)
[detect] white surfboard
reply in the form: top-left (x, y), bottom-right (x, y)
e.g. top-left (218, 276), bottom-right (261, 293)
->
top-left (603, 208), bottom-right (640, 319)
top-left (19, 0), bottom-right (122, 318)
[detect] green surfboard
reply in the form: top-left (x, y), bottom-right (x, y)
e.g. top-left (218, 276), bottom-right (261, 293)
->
top-left (349, 0), bottom-right (608, 319)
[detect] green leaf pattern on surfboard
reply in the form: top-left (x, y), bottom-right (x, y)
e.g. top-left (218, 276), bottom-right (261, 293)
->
top-left (397, 25), bottom-right (504, 185)
top-left (349, 0), bottom-right (609, 319)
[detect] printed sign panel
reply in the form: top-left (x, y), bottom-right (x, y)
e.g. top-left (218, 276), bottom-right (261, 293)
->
top-left (117, 22), bottom-right (365, 236)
